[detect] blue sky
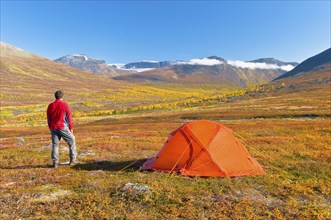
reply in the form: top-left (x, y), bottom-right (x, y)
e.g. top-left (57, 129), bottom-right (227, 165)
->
top-left (1, 1), bottom-right (330, 63)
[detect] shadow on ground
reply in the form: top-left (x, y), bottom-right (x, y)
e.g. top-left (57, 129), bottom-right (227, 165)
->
top-left (73, 159), bottom-right (147, 172)
top-left (0, 163), bottom-right (69, 169)
top-left (0, 160), bottom-right (148, 171)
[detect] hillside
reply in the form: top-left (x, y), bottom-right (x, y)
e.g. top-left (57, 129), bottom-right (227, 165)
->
top-left (275, 48), bottom-right (331, 80)
top-left (0, 42), bottom-right (128, 106)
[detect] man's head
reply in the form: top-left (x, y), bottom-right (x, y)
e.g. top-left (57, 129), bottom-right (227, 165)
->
top-left (54, 90), bottom-right (64, 99)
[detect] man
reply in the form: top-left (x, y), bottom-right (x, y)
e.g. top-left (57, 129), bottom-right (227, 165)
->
top-left (47, 90), bottom-right (77, 168)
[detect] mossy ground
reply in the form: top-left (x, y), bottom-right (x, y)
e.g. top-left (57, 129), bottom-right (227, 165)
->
top-left (1, 114), bottom-right (330, 219)
top-left (1, 70), bottom-right (330, 219)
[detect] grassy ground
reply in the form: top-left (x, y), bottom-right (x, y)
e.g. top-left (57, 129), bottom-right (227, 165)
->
top-left (1, 116), bottom-right (330, 219)
top-left (1, 70), bottom-right (330, 219)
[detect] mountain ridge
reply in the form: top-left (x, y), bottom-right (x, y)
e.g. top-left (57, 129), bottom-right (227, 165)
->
top-left (54, 54), bottom-right (130, 76)
top-left (113, 60), bottom-right (289, 86)
top-left (249, 58), bottom-right (298, 66)
top-left (274, 48), bottom-right (331, 80)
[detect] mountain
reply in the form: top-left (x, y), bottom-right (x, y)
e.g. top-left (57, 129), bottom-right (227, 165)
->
top-left (123, 61), bottom-right (176, 69)
top-left (55, 54), bottom-right (129, 76)
top-left (53, 52), bottom-right (298, 86)
top-left (113, 56), bottom-right (296, 87)
top-left (207, 56), bottom-right (227, 62)
top-left (119, 57), bottom-right (227, 71)
top-left (274, 48), bottom-right (331, 80)
top-left (0, 42), bottom-right (126, 106)
top-left (249, 58), bottom-right (298, 67)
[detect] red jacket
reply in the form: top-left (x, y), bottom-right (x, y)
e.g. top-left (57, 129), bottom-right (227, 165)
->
top-left (47, 99), bottom-right (73, 130)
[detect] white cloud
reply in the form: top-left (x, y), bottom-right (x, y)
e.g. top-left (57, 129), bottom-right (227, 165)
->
top-left (228, 60), bottom-right (294, 71)
top-left (129, 68), bottom-right (155, 72)
top-left (109, 63), bottom-right (125, 68)
top-left (177, 58), bottom-right (223, 66)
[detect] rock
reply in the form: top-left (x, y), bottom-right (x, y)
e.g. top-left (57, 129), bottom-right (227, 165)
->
top-left (120, 182), bottom-right (151, 195)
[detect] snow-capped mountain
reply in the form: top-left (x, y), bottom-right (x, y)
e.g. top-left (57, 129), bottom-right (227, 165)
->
top-left (55, 54), bottom-right (105, 72)
top-left (54, 54), bottom-right (126, 76)
top-left (110, 60), bottom-right (180, 72)
top-left (111, 56), bottom-right (297, 73)
top-left (249, 58), bottom-right (298, 67)
top-left (113, 56), bottom-right (299, 86)
top-left (123, 60), bottom-right (177, 69)
top-left (55, 53), bottom-right (299, 86)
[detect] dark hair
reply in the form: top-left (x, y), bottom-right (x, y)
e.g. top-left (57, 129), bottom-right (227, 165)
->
top-left (55, 90), bottom-right (64, 99)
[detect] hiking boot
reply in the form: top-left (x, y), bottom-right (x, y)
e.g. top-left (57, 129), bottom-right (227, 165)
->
top-left (52, 162), bottom-right (58, 168)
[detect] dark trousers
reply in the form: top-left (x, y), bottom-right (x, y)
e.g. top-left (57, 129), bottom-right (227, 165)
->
top-left (51, 129), bottom-right (77, 163)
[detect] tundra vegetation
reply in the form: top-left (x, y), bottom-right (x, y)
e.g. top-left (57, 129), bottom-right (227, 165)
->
top-left (0, 70), bottom-right (330, 219)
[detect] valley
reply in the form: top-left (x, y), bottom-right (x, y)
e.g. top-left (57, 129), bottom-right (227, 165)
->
top-left (0, 43), bottom-right (330, 219)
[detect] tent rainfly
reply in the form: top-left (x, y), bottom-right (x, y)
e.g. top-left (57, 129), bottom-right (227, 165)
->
top-left (142, 120), bottom-right (265, 177)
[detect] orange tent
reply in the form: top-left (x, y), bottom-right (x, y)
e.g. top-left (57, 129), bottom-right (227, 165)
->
top-left (142, 120), bottom-right (265, 177)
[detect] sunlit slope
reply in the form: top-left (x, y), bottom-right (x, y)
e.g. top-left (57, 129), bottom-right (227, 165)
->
top-left (275, 69), bottom-right (330, 92)
top-left (0, 42), bottom-right (128, 106)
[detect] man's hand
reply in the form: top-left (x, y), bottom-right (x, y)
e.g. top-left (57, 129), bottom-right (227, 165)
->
top-left (70, 129), bottom-right (74, 134)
